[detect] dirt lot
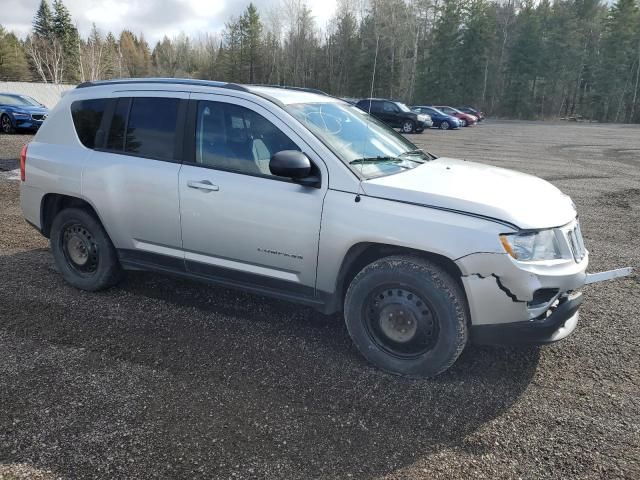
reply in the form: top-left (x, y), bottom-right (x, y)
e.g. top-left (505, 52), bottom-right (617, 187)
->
top-left (0, 122), bottom-right (638, 479)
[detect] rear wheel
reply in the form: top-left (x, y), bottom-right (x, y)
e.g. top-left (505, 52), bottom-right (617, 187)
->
top-left (344, 255), bottom-right (468, 377)
top-left (1, 115), bottom-right (14, 134)
top-left (439, 121), bottom-right (450, 130)
top-left (50, 208), bottom-right (123, 291)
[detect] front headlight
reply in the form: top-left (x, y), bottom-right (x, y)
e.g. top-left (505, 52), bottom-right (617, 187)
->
top-left (500, 229), bottom-right (564, 261)
top-left (12, 111), bottom-right (30, 118)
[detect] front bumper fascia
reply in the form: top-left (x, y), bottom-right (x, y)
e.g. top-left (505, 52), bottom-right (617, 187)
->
top-left (470, 291), bottom-right (583, 345)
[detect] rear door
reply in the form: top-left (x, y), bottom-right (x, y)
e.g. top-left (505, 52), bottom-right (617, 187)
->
top-left (82, 92), bottom-right (187, 263)
top-left (178, 94), bottom-right (328, 297)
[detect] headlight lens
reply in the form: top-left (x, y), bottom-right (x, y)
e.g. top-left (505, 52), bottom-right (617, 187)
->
top-left (12, 111), bottom-right (29, 118)
top-left (500, 230), bottom-right (563, 261)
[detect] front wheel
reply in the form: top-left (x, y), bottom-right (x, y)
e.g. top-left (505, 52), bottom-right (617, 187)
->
top-left (1, 115), bottom-right (15, 134)
top-left (439, 121), bottom-right (450, 130)
top-left (50, 208), bottom-right (123, 291)
top-left (344, 255), bottom-right (468, 377)
top-left (401, 120), bottom-right (415, 133)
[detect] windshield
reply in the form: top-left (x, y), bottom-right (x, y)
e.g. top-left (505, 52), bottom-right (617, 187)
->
top-left (0, 94), bottom-right (41, 107)
top-left (287, 101), bottom-right (433, 179)
top-left (395, 102), bottom-right (411, 113)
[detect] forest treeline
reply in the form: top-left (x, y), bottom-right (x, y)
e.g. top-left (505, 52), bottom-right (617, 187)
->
top-left (1, 0), bottom-right (639, 122)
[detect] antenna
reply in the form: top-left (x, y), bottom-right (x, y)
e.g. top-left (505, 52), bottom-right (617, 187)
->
top-left (369, 35), bottom-right (380, 113)
top-left (358, 34), bottom-right (380, 181)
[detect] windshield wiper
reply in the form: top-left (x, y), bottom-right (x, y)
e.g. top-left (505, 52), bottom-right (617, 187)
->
top-left (349, 157), bottom-right (412, 170)
top-left (349, 156), bottom-right (400, 165)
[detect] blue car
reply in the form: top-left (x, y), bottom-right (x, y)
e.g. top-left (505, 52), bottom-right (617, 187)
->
top-left (411, 106), bottom-right (460, 130)
top-left (0, 93), bottom-right (49, 134)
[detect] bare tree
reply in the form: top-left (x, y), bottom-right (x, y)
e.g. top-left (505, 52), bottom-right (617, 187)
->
top-left (79, 24), bottom-right (105, 81)
top-left (26, 34), bottom-right (65, 83)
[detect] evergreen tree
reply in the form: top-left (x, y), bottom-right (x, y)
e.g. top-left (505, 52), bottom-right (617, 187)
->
top-left (596, 0), bottom-right (640, 122)
top-left (457, 0), bottom-right (497, 108)
top-left (503, 0), bottom-right (543, 118)
top-left (239, 3), bottom-right (263, 83)
top-left (52, 0), bottom-right (80, 82)
top-left (0, 26), bottom-right (31, 81)
top-left (33, 0), bottom-right (53, 37)
top-left (418, 0), bottom-right (463, 104)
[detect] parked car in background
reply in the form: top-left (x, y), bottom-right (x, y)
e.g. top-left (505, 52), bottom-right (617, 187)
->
top-left (411, 106), bottom-right (460, 130)
top-left (340, 97), bottom-right (359, 105)
top-left (0, 93), bottom-right (49, 133)
top-left (458, 106), bottom-right (485, 122)
top-left (356, 98), bottom-right (430, 133)
top-left (431, 106), bottom-right (477, 127)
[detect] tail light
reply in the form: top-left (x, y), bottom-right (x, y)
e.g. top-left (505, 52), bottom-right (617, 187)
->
top-left (20, 144), bottom-right (27, 182)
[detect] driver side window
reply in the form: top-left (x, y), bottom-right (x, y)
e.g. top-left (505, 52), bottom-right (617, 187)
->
top-left (195, 101), bottom-right (300, 177)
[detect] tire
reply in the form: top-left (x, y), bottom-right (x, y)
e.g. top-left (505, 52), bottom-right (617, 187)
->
top-left (401, 120), bottom-right (415, 133)
top-left (1, 114), bottom-right (15, 134)
top-left (344, 255), bottom-right (468, 377)
top-left (439, 121), bottom-right (450, 130)
top-left (460, 119), bottom-right (467, 127)
top-left (50, 208), bottom-right (123, 291)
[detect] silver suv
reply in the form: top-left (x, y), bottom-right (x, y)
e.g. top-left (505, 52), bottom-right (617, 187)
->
top-left (19, 79), bottom-right (628, 377)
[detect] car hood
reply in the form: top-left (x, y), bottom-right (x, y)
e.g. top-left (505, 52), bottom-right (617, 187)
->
top-left (4, 105), bottom-right (48, 114)
top-left (361, 157), bottom-right (576, 230)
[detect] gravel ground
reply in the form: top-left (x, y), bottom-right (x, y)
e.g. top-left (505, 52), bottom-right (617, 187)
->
top-left (0, 122), bottom-right (638, 479)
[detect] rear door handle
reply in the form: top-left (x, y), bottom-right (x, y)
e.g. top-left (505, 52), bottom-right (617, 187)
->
top-left (187, 180), bottom-right (219, 192)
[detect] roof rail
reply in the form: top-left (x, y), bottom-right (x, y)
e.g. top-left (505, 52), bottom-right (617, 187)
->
top-left (75, 78), bottom-right (250, 92)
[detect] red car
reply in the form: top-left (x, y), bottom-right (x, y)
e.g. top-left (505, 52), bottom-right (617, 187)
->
top-left (432, 106), bottom-right (477, 127)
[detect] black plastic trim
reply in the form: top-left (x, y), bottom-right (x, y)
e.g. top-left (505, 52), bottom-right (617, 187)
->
top-left (117, 249), bottom-right (327, 309)
top-left (76, 78), bottom-right (248, 91)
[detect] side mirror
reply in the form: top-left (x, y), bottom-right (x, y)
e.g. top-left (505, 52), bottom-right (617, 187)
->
top-left (270, 150), bottom-right (319, 187)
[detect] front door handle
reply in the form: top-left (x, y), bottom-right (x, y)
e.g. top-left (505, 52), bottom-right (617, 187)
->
top-left (187, 180), bottom-right (219, 192)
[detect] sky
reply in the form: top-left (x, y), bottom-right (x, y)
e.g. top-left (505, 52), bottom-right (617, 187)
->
top-left (1, 0), bottom-right (339, 44)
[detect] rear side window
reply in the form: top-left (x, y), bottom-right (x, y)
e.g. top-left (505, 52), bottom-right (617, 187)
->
top-left (104, 97), bottom-right (180, 161)
top-left (71, 99), bottom-right (107, 148)
top-left (125, 98), bottom-right (179, 161)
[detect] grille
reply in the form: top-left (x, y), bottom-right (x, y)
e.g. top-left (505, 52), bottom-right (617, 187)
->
top-left (566, 222), bottom-right (586, 262)
top-left (31, 114), bottom-right (46, 121)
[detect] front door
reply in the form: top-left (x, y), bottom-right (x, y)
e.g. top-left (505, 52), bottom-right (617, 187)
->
top-left (178, 94), bottom-right (327, 298)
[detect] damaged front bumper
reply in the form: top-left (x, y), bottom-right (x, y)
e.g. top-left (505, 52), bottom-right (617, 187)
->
top-left (471, 291), bottom-right (583, 345)
top-left (456, 249), bottom-right (632, 345)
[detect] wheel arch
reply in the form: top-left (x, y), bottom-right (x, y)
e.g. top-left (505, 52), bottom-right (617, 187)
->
top-left (40, 193), bottom-right (104, 238)
top-left (324, 242), bottom-right (464, 314)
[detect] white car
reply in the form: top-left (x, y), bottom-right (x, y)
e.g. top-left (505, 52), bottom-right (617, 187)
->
top-left (19, 79), bottom-right (630, 376)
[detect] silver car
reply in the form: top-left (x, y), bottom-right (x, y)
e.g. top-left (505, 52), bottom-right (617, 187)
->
top-left (19, 79), bottom-right (630, 377)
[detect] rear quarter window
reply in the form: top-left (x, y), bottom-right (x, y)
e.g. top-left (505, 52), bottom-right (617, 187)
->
top-left (71, 99), bottom-right (107, 148)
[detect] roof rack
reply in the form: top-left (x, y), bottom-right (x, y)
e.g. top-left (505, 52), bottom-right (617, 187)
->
top-left (76, 78), bottom-right (249, 92)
